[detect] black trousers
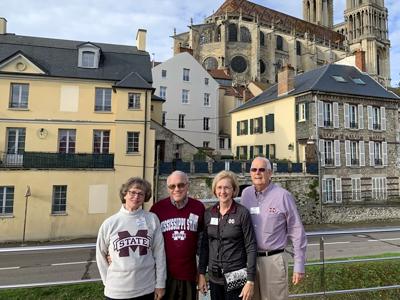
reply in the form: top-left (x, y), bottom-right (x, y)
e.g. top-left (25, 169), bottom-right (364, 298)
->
top-left (105, 292), bottom-right (154, 300)
top-left (164, 276), bottom-right (197, 300)
top-left (209, 281), bottom-right (242, 300)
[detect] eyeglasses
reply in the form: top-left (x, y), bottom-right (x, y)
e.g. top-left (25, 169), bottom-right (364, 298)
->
top-left (127, 190), bottom-right (145, 198)
top-left (167, 182), bottom-right (187, 190)
top-left (250, 167), bottom-right (266, 173)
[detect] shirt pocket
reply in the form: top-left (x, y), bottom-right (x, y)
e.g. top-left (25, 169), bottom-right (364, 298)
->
top-left (264, 214), bottom-right (283, 233)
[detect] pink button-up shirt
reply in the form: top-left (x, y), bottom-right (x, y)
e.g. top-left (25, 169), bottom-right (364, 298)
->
top-left (241, 183), bottom-right (307, 273)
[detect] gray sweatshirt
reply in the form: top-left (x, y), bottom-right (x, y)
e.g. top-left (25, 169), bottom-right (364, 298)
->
top-left (96, 205), bottom-right (166, 299)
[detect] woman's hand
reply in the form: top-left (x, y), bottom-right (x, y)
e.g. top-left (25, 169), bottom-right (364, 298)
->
top-left (154, 288), bottom-right (165, 300)
top-left (198, 274), bottom-right (208, 295)
top-left (239, 281), bottom-right (254, 300)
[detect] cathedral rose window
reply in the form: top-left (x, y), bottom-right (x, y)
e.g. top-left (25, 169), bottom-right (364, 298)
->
top-left (231, 56), bottom-right (247, 73)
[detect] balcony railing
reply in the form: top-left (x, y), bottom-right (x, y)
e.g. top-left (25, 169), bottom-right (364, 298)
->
top-left (373, 123), bottom-right (381, 130)
top-left (351, 158), bottom-right (359, 165)
top-left (374, 158), bottom-right (382, 166)
top-left (324, 120), bottom-right (333, 127)
top-left (349, 122), bottom-right (358, 129)
top-left (324, 158), bottom-right (334, 165)
top-left (0, 152), bottom-right (114, 169)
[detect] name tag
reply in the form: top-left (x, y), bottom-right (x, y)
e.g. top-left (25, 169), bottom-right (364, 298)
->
top-left (250, 207), bottom-right (260, 215)
top-left (136, 217), bottom-right (147, 229)
top-left (210, 217), bottom-right (219, 225)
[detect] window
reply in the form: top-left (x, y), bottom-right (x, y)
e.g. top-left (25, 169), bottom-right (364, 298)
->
top-left (351, 178), bottom-right (362, 201)
top-left (265, 144), bottom-right (275, 159)
top-left (181, 89), bottom-right (189, 104)
top-left (349, 104), bottom-right (357, 128)
top-left (332, 75), bottom-right (347, 82)
top-left (374, 142), bottom-right (382, 166)
top-left (203, 117), bottom-right (210, 131)
top-left (183, 68), bottom-right (190, 81)
top-left (318, 101), bottom-right (339, 128)
top-left (351, 77), bottom-right (365, 85)
top-left (82, 51), bottom-right (95, 68)
top-left (350, 141), bottom-right (359, 165)
top-left (323, 102), bottom-right (333, 127)
top-left (296, 41), bottom-right (301, 56)
top-left (250, 117), bottom-right (263, 134)
top-left (0, 186), bottom-right (14, 215)
top-left (95, 88), bottom-right (112, 112)
top-left (235, 98), bottom-right (243, 108)
top-left (323, 140), bottom-right (334, 166)
top-left (58, 129), bottom-right (76, 154)
top-left (240, 26), bottom-right (251, 42)
top-left (322, 177), bottom-right (342, 203)
top-left (161, 69), bottom-right (167, 78)
top-left (10, 83), bottom-right (29, 108)
top-left (237, 120), bottom-right (248, 135)
top-left (346, 140), bottom-right (365, 167)
top-left (368, 141), bottom-right (387, 167)
top-left (203, 141), bottom-right (210, 148)
top-left (265, 114), bottom-right (275, 132)
top-left (204, 93), bottom-right (210, 106)
top-left (250, 145), bottom-right (263, 158)
top-left (205, 78), bottom-right (209, 85)
top-left (128, 93), bottom-right (141, 109)
top-left (162, 112), bottom-right (166, 126)
top-left (6, 127), bottom-right (25, 166)
top-left (296, 103), bottom-right (308, 122)
top-left (127, 132), bottom-right (140, 153)
top-left (276, 35), bottom-right (283, 51)
top-left (228, 23), bottom-right (238, 42)
top-left (230, 56), bottom-right (247, 73)
top-left (345, 103), bottom-right (364, 129)
top-left (368, 106), bottom-right (385, 131)
top-left (260, 32), bottom-right (265, 46)
top-left (372, 177), bottom-right (387, 200)
top-left (178, 114), bottom-right (185, 128)
top-left (52, 185), bottom-right (67, 214)
top-left (93, 130), bottom-right (110, 154)
top-left (259, 60), bottom-right (266, 74)
top-left (236, 146), bottom-right (248, 160)
top-left (159, 86), bottom-right (167, 99)
top-left (219, 138), bottom-right (225, 149)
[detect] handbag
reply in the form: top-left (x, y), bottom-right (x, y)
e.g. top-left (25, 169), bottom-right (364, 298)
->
top-left (223, 267), bottom-right (247, 292)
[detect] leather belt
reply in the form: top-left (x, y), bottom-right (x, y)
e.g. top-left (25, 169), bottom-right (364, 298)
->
top-left (257, 249), bottom-right (284, 257)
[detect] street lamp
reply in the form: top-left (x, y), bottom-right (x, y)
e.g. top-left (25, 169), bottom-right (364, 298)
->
top-left (22, 185), bottom-right (31, 246)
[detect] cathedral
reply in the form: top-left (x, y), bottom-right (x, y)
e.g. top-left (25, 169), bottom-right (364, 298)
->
top-left (172, 0), bottom-right (391, 87)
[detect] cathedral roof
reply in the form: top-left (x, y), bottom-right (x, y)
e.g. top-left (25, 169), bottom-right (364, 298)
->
top-left (232, 64), bottom-right (400, 113)
top-left (211, 0), bottom-right (344, 44)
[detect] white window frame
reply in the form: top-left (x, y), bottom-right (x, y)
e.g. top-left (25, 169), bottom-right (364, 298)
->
top-left (372, 177), bottom-right (387, 200)
top-left (52, 185), bottom-right (67, 215)
top-left (127, 132), bottom-right (140, 153)
top-left (58, 129), bottom-right (76, 154)
top-left (128, 93), bottom-right (141, 110)
top-left (178, 114), bottom-right (185, 129)
top-left (351, 177), bottom-right (362, 201)
top-left (181, 89), bottom-right (189, 104)
top-left (322, 177), bottom-right (342, 204)
top-left (95, 88), bottom-right (112, 112)
top-left (159, 86), bottom-right (167, 99)
top-left (82, 51), bottom-right (96, 68)
top-left (0, 186), bottom-right (14, 215)
top-left (93, 130), bottom-right (110, 154)
top-left (161, 69), bottom-right (167, 78)
top-left (183, 68), bottom-right (190, 81)
top-left (203, 117), bottom-right (210, 131)
top-left (204, 93), bottom-right (210, 106)
top-left (10, 83), bottom-right (29, 109)
top-left (299, 103), bottom-right (306, 122)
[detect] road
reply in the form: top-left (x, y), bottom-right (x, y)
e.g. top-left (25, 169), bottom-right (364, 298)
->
top-left (1, 230), bottom-right (400, 287)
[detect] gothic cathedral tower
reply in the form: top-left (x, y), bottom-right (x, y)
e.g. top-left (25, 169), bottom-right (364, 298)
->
top-left (303, 0), bottom-right (334, 28)
top-left (344, 0), bottom-right (390, 86)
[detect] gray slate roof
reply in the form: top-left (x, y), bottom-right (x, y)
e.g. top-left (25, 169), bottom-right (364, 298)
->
top-left (232, 64), bottom-right (399, 113)
top-left (0, 34), bottom-right (153, 89)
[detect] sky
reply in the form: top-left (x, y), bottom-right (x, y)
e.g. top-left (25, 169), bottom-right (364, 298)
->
top-left (0, 0), bottom-right (399, 86)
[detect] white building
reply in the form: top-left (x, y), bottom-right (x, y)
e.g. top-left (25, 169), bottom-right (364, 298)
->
top-left (152, 52), bottom-right (220, 152)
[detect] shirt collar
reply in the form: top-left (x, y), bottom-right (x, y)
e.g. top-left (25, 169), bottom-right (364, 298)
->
top-left (254, 181), bottom-right (273, 197)
top-left (211, 200), bottom-right (238, 214)
top-left (170, 196), bottom-right (189, 209)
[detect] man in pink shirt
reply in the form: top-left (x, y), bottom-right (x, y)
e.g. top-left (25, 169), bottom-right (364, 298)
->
top-left (241, 157), bottom-right (307, 300)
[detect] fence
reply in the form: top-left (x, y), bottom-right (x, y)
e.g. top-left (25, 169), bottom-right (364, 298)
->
top-left (1, 227), bottom-right (399, 298)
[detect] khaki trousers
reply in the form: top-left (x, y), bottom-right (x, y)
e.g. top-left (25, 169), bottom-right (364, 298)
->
top-left (253, 252), bottom-right (288, 300)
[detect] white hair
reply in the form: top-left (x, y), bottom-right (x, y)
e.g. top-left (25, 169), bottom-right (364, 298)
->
top-left (167, 170), bottom-right (189, 184)
top-left (251, 157), bottom-right (272, 170)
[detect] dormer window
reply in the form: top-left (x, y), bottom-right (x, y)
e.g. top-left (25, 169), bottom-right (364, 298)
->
top-left (78, 43), bottom-right (100, 69)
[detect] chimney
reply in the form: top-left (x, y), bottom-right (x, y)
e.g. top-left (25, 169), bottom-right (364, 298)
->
top-left (277, 64), bottom-right (295, 96)
top-left (0, 17), bottom-right (7, 35)
top-left (136, 29), bottom-right (147, 51)
top-left (354, 49), bottom-right (366, 72)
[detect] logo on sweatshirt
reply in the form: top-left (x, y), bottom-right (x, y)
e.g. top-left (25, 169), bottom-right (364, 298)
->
top-left (113, 230), bottom-right (151, 257)
top-left (172, 230), bottom-right (186, 240)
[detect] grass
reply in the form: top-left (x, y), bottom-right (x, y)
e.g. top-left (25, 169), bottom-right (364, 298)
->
top-left (1, 254), bottom-right (399, 299)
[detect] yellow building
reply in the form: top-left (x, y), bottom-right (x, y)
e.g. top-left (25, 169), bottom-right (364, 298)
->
top-left (0, 19), bottom-right (155, 242)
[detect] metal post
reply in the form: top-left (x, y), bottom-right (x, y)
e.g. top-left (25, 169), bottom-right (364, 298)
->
top-left (22, 185), bottom-right (31, 246)
top-left (319, 236), bottom-right (326, 298)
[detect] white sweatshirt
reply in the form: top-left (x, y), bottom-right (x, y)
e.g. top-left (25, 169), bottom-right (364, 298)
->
top-left (96, 205), bottom-right (166, 299)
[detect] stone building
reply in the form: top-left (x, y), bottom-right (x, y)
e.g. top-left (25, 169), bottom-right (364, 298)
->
top-left (173, 0), bottom-right (391, 87)
top-left (231, 62), bottom-right (400, 205)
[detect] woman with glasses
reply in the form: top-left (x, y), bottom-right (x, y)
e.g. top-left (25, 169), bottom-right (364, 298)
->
top-left (198, 171), bottom-right (257, 300)
top-left (96, 177), bottom-right (166, 300)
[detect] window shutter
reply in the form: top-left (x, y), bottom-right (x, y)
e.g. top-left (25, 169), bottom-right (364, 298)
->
top-left (333, 102), bottom-right (339, 128)
top-left (345, 140), bottom-right (350, 166)
top-left (258, 145), bottom-right (263, 156)
top-left (295, 104), bottom-right (299, 121)
top-left (265, 144), bottom-right (270, 158)
top-left (270, 114), bottom-right (275, 131)
top-left (305, 102), bottom-right (309, 120)
top-left (237, 121), bottom-right (240, 136)
top-left (250, 119), bottom-right (254, 134)
top-left (271, 144), bottom-right (276, 159)
top-left (381, 107), bottom-right (386, 131)
top-left (358, 104), bottom-right (364, 129)
top-left (369, 141), bottom-right (375, 166)
top-left (334, 140), bottom-right (341, 167)
top-left (244, 120), bottom-right (248, 135)
top-left (319, 139), bottom-right (325, 167)
top-left (382, 141), bottom-right (388, 166)
top-left (335, 178), bottom-right (342, 203)
top-left (318, 101), bottom-right (324, 127)
top-left (243, 146), bottom-right (248, 159)
top-left (344, 103), bottom-right (349, 129)
top-left (249, 146), bottom-right (254, 158)
top-left (259, 117), bottom-right (263, 133)
top-left (359, 141), bottom-right (365, 166)
top-left (383, 177), bottom-right (387, 199)
top-left (236, 146), bottom-right (239, 158)
top-left (367, 106), bottom-right (373, 130)
top-left (322, 179), bottom-right (327, 203)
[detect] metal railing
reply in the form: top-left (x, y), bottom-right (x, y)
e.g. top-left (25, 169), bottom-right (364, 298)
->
top-left (1, 227), bottom-right (399, 297)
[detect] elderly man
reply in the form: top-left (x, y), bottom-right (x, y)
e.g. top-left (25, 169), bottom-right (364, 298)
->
top-left (150, 170), bottom-right (205, 300)
top-left (241, 157), bottom-right (307, 300)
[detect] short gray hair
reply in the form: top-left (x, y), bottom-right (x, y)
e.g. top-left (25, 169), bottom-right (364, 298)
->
top-left (251, 157), bottom-right (272, 170)
top-left (167, 170), bottom-right (189, 185)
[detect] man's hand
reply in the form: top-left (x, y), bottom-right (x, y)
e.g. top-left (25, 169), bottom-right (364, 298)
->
top-left (198, 274), bottom-right (208, 295)
top-left (154, 288), bottom-right (165, 300)
top-left (292, 272), bottom-right (305, 285)
top-left (239, 281), bottom-right (254, 300)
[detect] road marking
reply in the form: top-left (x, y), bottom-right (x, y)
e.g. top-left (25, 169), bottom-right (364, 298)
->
top-left (51, 260), bottom-right (96, 266)
top-left (0, 266), bottom-right (20, 270)
top-left (308, 241), bottom-right (350, 246)
top-left (367, 238), bottom-right (400, 242)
